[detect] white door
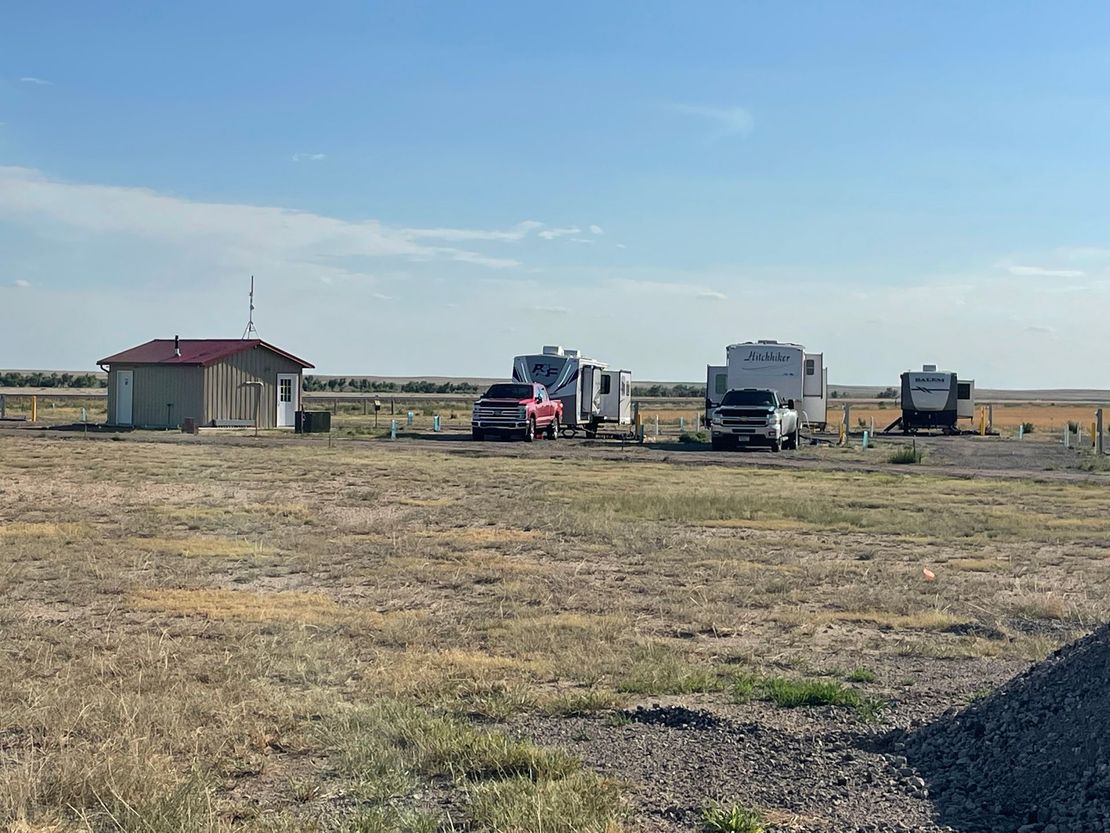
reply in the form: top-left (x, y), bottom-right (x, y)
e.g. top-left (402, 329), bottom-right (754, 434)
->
top-left (276, 374), bottom-right (297, 427)
top-left (116, 370), bottom-right (134, 425)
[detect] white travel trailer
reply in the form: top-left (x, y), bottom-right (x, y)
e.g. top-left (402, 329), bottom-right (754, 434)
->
top-left (706, 340), bottom-right (828, 429)
top-left (898, 365), bottom-right (975, 433)
top-left (512, 346), bottom-right (632, 436)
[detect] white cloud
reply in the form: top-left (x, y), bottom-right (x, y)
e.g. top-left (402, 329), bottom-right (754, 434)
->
top-left (0, 166), bottom-right (528, 276)
top-left (615, 243), bottom-right (627, 249)
top-left (372, 293), bottom-right (393, 301)
top-left (696, 289), bottom-right (727, 301)
top-left (668, 103), bottom-right (754, 138)
top-left (1006, 265), bottom-right (1085, 279)
top-left (529, 305), bottom-right (569, 314)
top-left (589, 224), bottom-right (604, 235)
top-left (569, 237), bottom-right (594, 244)
top-left (405, 220), bottom-right (542, 243)
top-left (538, 227), bottom-right (580, 240)
top-left (20, 76), bottom-right (52, 86)
top-left (13, 279), bottom-right (30, 288)
top-left (291, 152), bottom-right (326, 162)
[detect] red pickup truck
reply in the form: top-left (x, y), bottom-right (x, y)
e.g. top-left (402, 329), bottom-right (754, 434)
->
top-left (471, 382), bottom-right (562, 442)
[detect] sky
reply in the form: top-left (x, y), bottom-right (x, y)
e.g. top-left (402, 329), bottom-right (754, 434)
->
top-left (3, 2), bottom-right (1110, 386)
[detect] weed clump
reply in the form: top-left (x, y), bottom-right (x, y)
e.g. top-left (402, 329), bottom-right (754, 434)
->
top-left (702, 800), bottom-right (766, 833)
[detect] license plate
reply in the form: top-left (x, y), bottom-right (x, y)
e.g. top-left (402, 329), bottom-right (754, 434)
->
top-left (734, 435), bottom-right (750, 443)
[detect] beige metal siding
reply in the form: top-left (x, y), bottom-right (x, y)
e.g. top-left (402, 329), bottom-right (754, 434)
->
top-left (203, 347), bottom-right (303, 428)
top-left (109, 365), bottom-right (203, 428)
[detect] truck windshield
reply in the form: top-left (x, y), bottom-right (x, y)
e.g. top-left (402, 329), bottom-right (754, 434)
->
top-left (721, 390), bottom-right (777, 407)
top-left (484, 384), bottom-right (534, 399)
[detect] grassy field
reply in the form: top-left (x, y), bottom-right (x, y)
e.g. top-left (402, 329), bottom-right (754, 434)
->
top-left (2, 434), bottom-right (1108, 831)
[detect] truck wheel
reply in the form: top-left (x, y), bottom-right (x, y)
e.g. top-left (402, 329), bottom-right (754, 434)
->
top-left (546, 418), bottom-right (559, 440)
top-left (787, 427), bottom-right (800, 449)
top-left (770, 437), bottom-right (782, 453)
top-left (523, 418), bottom-right (535, 443)
top-left (711, 435), bottom-right (729, 451)
top-left (472, 428), bottom-right (484, 441)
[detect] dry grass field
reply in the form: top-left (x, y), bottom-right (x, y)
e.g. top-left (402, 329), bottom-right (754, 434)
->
top-left (2, 433), bottom-right (1109, 831)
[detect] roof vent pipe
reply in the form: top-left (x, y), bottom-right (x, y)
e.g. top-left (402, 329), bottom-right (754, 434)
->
top-left (174, 335), bottom-right (181, 357)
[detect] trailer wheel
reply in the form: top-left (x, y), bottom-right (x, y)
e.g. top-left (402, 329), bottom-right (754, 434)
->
top-left (523, 418), bottom-right (535, 443)
top-left (546, 418), bottom-right (559, 440)
top-left (585, 421), bottom-right (597, 440)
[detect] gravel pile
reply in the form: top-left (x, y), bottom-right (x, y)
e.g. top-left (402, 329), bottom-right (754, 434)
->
top-left (904, 624), bottom-right (1110, 832)
top-left (624, 704), bottom-right (723, 730)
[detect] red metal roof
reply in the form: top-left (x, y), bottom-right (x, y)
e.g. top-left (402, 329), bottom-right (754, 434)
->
top-left (98, 339), bottom-right (314, 369)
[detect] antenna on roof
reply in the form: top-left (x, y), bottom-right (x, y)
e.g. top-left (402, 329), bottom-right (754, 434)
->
top-left (241, 275), bottom-right (260, 339)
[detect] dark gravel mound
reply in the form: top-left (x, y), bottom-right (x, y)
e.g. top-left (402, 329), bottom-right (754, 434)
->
top-left (904, 624), bottom-right (1110, 832)
top-left (624, 704), bottom-right (723, 730)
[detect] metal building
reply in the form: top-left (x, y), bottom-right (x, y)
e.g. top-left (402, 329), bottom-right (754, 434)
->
top-left (97, 337), bottom-right (314, 429)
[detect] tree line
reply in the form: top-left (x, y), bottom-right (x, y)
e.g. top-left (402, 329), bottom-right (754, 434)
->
top-left (0, 372), bottom-right (107, 388)
top-left (303, 377), bottom-right (708, 398)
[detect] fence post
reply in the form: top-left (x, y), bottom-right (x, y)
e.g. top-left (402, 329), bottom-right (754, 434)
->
top-left (1098, 408), bottom-right (1105, 455)
top-left (433, 415), bottom-right (441, 432)
top-left (988, 403), bottom-right (994, 434)
top-left (390, 419), bottom-right (397, 439)
top-left (1063, 425), bottom-right (1070, 449)
top-left (31, 395), bottom-right (37, 423)
top-left (407, 410), bottom-right (415, 426)
top-left (843, 404), bottom-right (851, 434)
top-left (362, 399), bottom-right (367, 415)
top-left (0, 394), bottom-right (5, 419)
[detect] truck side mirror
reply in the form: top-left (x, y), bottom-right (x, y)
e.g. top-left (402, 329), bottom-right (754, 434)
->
top-left (787, 399), bottom-right (796, 410)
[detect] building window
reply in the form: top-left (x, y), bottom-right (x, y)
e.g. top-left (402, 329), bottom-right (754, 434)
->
top-left (280, 378), bottom-right (293, 403)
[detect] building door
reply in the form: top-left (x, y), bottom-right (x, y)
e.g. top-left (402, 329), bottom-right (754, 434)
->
top-left (276, 374), bottom-right (297, 427)
top-left (116, 370), bottom-right (134, 425)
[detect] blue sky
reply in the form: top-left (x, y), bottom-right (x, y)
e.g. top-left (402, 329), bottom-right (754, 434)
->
top-left (3, 2), bottom-right (1110, 385)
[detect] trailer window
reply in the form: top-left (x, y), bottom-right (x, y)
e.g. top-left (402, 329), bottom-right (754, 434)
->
top-left (714, 375), bottom-right (728, 395)
top-left (600, 375), bottom-right (611, 395)
top-left (957, 383), bottom-right (971, 400)
top-left (805, 359), bottom-right (815, 376)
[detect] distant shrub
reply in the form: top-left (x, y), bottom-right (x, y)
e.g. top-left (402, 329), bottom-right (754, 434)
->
top-left (678, 430), bottom-right (709, 444)
top-left (1021, 421), bottom-right (1035, 434)
top-left (888, 446), bottom-right (924, 465)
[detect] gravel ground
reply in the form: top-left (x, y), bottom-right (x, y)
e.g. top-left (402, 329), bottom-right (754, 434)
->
top-left (515, 656), bottom-right (1026, 832)
top-left (517, 630), bottom-right (1110, 833)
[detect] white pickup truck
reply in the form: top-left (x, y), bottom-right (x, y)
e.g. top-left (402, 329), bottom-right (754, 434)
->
top-left (710, 388), bottom-right (800, 452)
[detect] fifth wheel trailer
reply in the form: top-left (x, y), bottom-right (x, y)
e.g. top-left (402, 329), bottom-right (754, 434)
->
top-left (512, 346), bottom-right (631, 437)
top-left (706, 340), bottom-right (828, 429)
